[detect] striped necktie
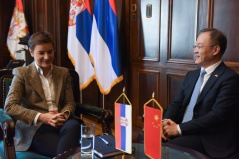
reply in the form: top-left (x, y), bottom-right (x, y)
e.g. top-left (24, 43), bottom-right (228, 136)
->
top-left (182, 70), bottom-right (207, 123)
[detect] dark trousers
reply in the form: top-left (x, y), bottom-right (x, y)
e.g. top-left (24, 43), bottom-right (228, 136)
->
top-left (166, 135), bottom-right (208, 156)
top-left (29, 118), bottom-right (83, 157)
top-left (166, 135), bottom-right (239, 159)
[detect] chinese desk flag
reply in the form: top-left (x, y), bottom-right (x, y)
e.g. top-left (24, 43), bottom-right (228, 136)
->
top-left (67, 0), bottom-right (95, 90)
top-left (115, 103), bottom-right (132, 154)
top-left (90, 0), bottom-right (123, 95)
top-left (144, 106), bottom-right (162, 159)
top-left (7, 0), bottom-right (29, 59)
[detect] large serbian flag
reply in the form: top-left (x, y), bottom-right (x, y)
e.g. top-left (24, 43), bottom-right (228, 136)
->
top-left (144, 106), bottom-right (162, 159)
top-left (90, 0), bottom-right (123, 95)
top-left (67, 0), bottom-right (95, 90)
top-left (115, 103), bottom-right (132, 154)
top-left (7, 0), bottom-right (29, 59)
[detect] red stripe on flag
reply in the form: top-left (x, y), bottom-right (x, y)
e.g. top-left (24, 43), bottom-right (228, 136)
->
top-left (85, 0), bottom-right (92, 15)
top-left (115, 103), bottom-right (121, 149)
top-left (144, 106), bottom-right (162, 159)
top-left (108, 0), bottom-right (117, 16)
top-left (16, 0), bottom-right (24, 11)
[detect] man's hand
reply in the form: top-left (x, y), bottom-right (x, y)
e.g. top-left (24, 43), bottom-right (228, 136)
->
top-left (161, 119), bottom-right (170, 141)
top-left (161, 131), bottom-right (170, 141)
top-left (38, 111), bottom-right (66, 128)
top-left (162, 119), bottom-right (179, 138)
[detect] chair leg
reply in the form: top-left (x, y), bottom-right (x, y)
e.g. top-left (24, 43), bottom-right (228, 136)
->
top-left (137, 127), bottom-right (144, 143)
top-left (101, 110), bottom-right (114, 135)
top-left (3, 121), bottom-right (16, 159)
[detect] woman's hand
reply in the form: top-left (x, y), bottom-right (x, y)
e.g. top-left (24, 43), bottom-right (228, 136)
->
top-left (38, 111), bottom-right (66, 128)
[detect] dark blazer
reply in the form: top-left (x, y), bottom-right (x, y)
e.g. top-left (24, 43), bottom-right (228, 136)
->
top-left (4, 62), bottom-right (75, 151)
top-left (164, 62), bottom-right (239, 158)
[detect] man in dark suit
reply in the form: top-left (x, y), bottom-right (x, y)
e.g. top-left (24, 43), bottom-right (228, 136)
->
top-left (162, 28), bottom-right (239, 158)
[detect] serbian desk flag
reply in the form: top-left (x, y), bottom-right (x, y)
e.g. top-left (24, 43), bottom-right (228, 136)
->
top-left (7, 0), bottom-right (30, 59)
top-left (115, 103), bottom-right (132, 154)
top-left (67, 0), bottom-right (95, 89)
top-left (90, 0), bottom-right (123, 95)
top-left (144, 105), bottom-right (163, 159)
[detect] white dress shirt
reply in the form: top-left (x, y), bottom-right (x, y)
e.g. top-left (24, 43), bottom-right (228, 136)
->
top-left (33, 62), bottom-right (57, 125)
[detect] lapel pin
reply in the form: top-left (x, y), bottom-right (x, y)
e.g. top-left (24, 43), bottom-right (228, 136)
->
top-left (215, 74), bottom-right (218, 77)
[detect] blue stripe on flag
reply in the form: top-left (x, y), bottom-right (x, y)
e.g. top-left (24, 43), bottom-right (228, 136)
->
top-left (93, 0), bottom-right (107, 40)
top-left (93, 0), bottom-right (122, 77)
top-left (121, 124), bottom-right (126, 151)
top-left (120, 104), bottom-right (126, 151)
top-left (76, 9), bottom-right (92, 54)
top-left (120, 104), bottom-right (125, 117)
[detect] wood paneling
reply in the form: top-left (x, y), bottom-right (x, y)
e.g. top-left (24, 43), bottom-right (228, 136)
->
top-left (197, 0), bottom-right (209, 31)
top-left (167, 73), bottom-right (184, 105)
top-left (0, 0), bottom-right (15, 68)
top-left (138, 69), bottom-right (159, 116)
top-left (55, 0), bottom-right (72, 67)
top-left (139, 0), bottom-right (160, 61)
top-left (130, 66), bottom-right (161, 127)
top-left (169, 0), bottom-right (198, 63)
top-left (213, 0), bottom-right (239, 64)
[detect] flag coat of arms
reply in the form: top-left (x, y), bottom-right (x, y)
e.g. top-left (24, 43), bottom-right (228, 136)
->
top-left (67, 0), bottom-right (95, 90)
top-left (7, 0), bottom-right (29, 59)
top-left (115, 103), bottom-right (132, 154)
top-left (90, 0), bottom-right (123, 95)
top-left (144, 106), bottom-right (162, 159)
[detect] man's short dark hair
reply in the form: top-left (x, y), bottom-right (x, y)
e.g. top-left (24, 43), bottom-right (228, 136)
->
top-left (28, 31), bottom-right (54, 51)
top-left (198, 28), bottom-right (227, 56)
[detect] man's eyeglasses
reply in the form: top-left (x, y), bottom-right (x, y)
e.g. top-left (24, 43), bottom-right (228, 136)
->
top-left (193, 45), bottom-right (217, 50)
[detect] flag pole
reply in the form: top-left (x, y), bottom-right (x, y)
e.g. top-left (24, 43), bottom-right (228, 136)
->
top-left (122, 87), bottom-right (125, 104)
top-left (103, 94), bottom-right (105, 109)
top-left (80, 89), bottom-right (83, 119)
top-left (80, 90), bottom-right (82, 103)
top-left (152, 92), bottom-right (155, 108)
top-left (121, 88), bottom-right (125, 159)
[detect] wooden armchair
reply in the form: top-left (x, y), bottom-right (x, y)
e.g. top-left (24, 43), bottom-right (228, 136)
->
top-left (0, 69), bottom-right (113, 159)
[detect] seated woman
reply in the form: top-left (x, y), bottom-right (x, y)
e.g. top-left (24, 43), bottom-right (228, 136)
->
top-left (4, 31), bottom-right (82, 157)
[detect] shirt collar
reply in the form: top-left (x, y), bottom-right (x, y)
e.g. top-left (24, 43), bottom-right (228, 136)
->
top-left (201, 60), bottom-right (222, 75)
top-left (34, 61), bottom-right (53, 76)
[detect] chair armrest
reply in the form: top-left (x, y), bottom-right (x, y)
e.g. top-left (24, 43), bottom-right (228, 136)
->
top-left (0, 109), bottom-right (16, 159)
top-left (0, 109), bottom-right (13, 125)
top-left (75, 103), bottom-right (114, 135)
